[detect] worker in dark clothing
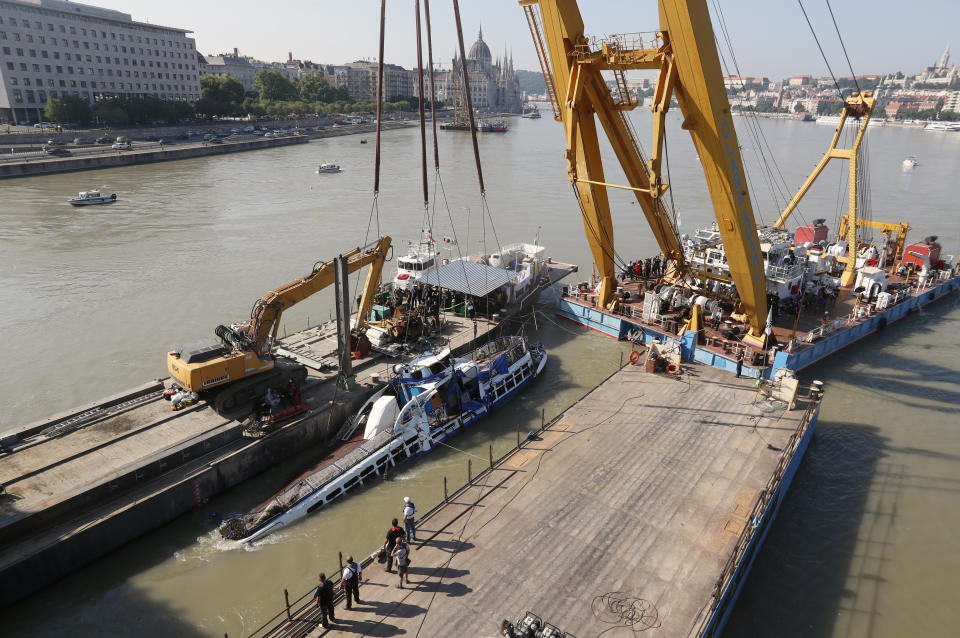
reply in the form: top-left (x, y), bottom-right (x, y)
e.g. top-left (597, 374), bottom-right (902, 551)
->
top-left (736, 352), bottom-right (744, 378)
top-left (340, 555), bottom-right (362, 609)
top-left (313, 572), bottom-right (336, 628)
top-left (383, 518), bottom-right (405, 573)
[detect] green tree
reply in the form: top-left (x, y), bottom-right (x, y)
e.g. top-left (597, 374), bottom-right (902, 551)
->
top-left (200, 74), bottom-right (244, 103)
top-left (794, 102), bottom-right (806, 113)
top-left (254, 70), bottom-right (297, 102)
top-left (45, 95), bottom-right (93, 125)
top-left (298, 72), bottom-right (339, 103)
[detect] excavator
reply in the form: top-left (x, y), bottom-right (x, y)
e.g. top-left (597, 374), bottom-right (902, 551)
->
top-left (521, 0), bottom-right (769, 346)
top-left (167, 236), bottom-right (392, 412)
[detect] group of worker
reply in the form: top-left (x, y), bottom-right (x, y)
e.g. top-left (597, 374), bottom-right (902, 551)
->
top-left (620, 255), bottom-right (667, 282)
top-left (311, 496), bottom-right (418, 628)
top-left (390, 283), bottom-right (445, 320)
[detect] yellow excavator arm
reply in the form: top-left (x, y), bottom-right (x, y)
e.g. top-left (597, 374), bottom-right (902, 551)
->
top-left (247, 236), bottom-right (392, 356)
top-left (167, 236), bottom-right (391, 395)
top-left (522, 0), bottom-right (768, 342)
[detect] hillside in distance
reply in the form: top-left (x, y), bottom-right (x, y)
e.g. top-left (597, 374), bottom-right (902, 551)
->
top-left (516, 69), bottom-right (546, 96)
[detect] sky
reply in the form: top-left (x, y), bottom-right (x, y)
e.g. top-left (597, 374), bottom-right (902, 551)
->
top-left (89, 0), bottom-right (958, 79)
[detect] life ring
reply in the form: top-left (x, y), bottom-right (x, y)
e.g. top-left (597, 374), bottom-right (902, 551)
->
top-left (629, 350), bottom-right (641, 364)
top-left (666, 362), bottom-right (680, 375)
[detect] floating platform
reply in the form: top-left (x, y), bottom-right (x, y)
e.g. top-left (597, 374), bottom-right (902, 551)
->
top-left (254, 362), bottom-right (821, 638)
top-left (557, 269), bottom-right (960, 377)
top-left (0, 261), bottom-right (576, 607)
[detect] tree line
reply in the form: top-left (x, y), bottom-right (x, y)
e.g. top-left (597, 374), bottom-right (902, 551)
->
top-left (43, 69), bottom-right (434, 126)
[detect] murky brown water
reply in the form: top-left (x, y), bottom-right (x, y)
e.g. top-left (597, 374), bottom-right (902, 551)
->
top-left (1, 114), bottom-right (959, 637)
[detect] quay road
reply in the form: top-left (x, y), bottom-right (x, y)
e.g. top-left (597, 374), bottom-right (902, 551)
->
top-left (0, 120), bottom-right (417, 179)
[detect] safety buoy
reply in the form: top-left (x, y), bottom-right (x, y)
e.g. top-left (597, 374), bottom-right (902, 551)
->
top-left (666, 362), bottom-right (680, 375)
top-left (629, 350), bottom-right (641, 364)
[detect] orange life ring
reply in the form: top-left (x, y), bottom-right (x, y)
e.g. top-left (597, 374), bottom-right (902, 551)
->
top-left (666, 362), bottom-right (680, 375)
top-left (629, 350), bottom-right (641, 364)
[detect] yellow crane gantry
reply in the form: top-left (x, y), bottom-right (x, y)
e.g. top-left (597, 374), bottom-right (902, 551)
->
top-left (521, 0), bottom-right (768, 345)
top-left (773, 92), bottom-right (909, 283)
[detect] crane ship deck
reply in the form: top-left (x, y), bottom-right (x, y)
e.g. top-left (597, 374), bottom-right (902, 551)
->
top-left (0, 259), bottom-right (576, 608)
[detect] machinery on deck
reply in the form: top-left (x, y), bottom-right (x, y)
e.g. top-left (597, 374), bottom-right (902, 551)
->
top-left (773, 92), bottom-right (911, 285)
top-left (521, 0), bottom-right (768, 345)
top-left (167, 236), bottom-right (391, 412)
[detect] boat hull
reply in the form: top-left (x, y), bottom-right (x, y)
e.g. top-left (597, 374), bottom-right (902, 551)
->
top-left (227, 343), bottom-right (547, 544)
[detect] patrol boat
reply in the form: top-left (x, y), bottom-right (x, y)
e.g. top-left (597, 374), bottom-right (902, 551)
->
top-left (218, 335), bottom-right (546, 543)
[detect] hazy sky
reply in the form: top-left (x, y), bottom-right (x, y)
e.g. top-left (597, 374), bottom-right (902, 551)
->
top-left (93, 0), bottom-right (956, 79)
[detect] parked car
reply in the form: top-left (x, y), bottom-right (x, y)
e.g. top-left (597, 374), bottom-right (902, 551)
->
top-left (146, 135), bottom-right (160, 142)
top-left (33, 122), bottom-right (55, 129)
top-left (111, 142), bottom-right (131, 150)
top-left (43, 146), bottom-right (70, 155)
top-left (242, 126), bottom-right (255, 133)
top-left (96, 135), bottom-right (113, 144)
top-left (207, 136), bottom-right (223, 144)
top-left (46, 139), bottom-right (67, 146)
top-left (73, 137), bottom-right (93, 145)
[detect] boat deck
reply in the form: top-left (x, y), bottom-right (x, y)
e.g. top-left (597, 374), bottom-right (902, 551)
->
top-left (268, 363), bottom-right (818, 638)
top-left (564, 267), bottom-right (956, 367)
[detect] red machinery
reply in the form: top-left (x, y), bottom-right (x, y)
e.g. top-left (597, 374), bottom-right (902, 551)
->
top-left (902, 236), bottom-right (942, 270)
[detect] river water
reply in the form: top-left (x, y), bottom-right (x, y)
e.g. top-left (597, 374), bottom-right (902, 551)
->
top-left (1, 112), bottom-right (959, 637)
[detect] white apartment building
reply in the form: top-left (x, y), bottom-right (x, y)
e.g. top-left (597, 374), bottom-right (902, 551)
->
top-left (0, 0), bottom-right (200, 123)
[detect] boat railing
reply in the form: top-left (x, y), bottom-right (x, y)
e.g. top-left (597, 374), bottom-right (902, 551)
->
top-left (765, 260), bottom-right (806, 282)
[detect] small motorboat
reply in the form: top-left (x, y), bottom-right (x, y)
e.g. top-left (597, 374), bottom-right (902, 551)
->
top-left (360, 138), bottom-right (368, 144)
top-left (317, 163), bottom-right (342, 173)
top-left (68, 190), bottom-right (117, 206)
top-left (902, 156), bottom-right (919, 169)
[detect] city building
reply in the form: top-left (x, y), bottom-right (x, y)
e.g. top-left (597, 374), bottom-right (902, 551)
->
top-left (332, 60), bottom-right (414, 102)
top-left (199, 49), bottom-right (260, 92)
top-left (0, 0), bottom-right (200, 123)
top-left (438, 28), bottom-right (522, 114)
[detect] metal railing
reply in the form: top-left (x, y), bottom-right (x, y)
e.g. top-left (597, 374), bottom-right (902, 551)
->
top-left (692, 393), bottom-right (820, 636)
top-left (572, 31), bottom-right (664, 61)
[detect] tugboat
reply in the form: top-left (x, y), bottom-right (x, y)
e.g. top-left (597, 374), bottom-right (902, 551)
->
top-left (218, 335), bottom-right (546, 543)
top-left (67, 189), bottom-right (117, 206)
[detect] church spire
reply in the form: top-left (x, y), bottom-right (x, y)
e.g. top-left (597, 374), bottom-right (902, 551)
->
top-left (478, 24), bottom-right (483, 41)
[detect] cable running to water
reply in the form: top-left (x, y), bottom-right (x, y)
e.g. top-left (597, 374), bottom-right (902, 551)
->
top-left (798, 0), bottom-right (844, 100)
top-left (825, 0), bottom-right (860, 94)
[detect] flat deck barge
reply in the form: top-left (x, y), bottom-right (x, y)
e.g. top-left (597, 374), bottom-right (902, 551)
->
top-left (255, 362), bottom-right (820, 638)
top-left (0, 261), bottom-right (576, 607)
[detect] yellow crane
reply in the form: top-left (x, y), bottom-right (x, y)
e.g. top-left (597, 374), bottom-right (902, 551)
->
top-left (521, 0), bottom-right (768, 345)
top-left (773, 93), bottom-right (908, 284)
top-left (167, 236), bottom-right (391, 411)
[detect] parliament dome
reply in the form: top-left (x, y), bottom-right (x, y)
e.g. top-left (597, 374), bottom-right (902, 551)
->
top-left (469, 28), bottom-right (491, 62)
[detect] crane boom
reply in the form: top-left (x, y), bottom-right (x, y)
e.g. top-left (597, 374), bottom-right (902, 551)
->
top-left (522, 0), bottom-right (767, 342)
